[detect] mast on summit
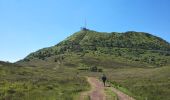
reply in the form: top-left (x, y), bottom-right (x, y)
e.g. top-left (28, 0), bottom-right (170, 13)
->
top-left (81, 18), bottom-right (88, 31)
top-left (85, 18), bottom-right (87, 29)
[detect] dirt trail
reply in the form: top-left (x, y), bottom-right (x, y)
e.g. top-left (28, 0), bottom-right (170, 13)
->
top-left (88, 77), bottom-right (106, 100)
top-left (79, 77), bottom-right (105, 100)
top-left (111, 86), bottom-right (135, 100)
top-left (80, 77), bottom-right (135, 100)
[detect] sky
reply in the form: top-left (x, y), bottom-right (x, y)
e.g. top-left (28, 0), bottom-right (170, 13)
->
top-left (0, 0), bottom-right (170, 62)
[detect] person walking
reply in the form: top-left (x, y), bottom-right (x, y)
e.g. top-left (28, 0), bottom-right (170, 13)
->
top-left (102, 74), bottom-right (107, 87)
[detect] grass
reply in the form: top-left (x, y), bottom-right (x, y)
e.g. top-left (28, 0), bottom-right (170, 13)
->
top-left (65, 52), bottom-right (170, 100)
top-left (1, 49), bottom-right (170, 100)
top-left (1, 30), bottom-right (170, 100)
top-left (72, 52), bottom-right (170, 100)
top-left (105, 88), bottom-right (118, 100)
top-left (81, 95), bottom-right (90, 100)
top-left (0, 62), bottom-right (90, 100)
top-left (78, 65), bottom-right (170, 100)
top-left (104, 66), bottom-right (170, 100)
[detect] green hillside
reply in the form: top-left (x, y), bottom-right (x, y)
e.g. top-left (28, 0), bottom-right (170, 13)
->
top-left (6, 30), bottom-right (170, 100)
top-left (19, 30), bottom-right (170, 67)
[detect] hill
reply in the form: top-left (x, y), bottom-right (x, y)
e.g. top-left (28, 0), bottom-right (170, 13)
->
top-left (18, 30), bottom-right (170, 67)
top-left (2, 30), bottom-right (170, 100)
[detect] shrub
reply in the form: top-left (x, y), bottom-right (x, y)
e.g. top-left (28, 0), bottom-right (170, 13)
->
top-left (90, 66), bottom-right (98, 72)
top-left (7, 89), bottom-right (16, 94)
top-left (98, 68), bottom-right (103, 72)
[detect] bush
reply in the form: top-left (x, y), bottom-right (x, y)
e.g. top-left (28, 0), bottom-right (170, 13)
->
top-left (98, 68), bottom-right (103, 72)
top-left (7, 89), bottom-right (16, 94)
top-left (90, 66), bottom-right (98, 72)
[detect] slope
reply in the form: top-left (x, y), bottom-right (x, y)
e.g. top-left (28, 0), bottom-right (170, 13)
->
top-left (18, 30), bottom-right (170, 67)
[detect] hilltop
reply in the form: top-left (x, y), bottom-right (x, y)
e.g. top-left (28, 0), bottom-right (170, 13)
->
top-left (18, 30), bottom-right (170, 67)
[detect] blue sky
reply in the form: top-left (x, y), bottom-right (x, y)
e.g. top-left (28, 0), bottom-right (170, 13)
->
top-left (0, 0), bottom-right (170, 62)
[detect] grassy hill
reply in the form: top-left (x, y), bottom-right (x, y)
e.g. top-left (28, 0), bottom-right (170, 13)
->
top-left (18, 30), bottom-right (170, 67)
top-left (2, 30), bottom-right (170, 100)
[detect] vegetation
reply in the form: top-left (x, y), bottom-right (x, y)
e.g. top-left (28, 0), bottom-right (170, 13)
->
top-left (19, 30), bottom-right (170, 67)
top-left (1, 30), bottom-right (170, 100)
top-left (104, 66), bottom-right (170, 100)
top-left (0, 61), bottom-right (89, 100)
top-left (105, 88), bottom-right (118, 100)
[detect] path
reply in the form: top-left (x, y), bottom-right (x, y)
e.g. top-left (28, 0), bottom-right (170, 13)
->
top-left (79, 77), bottom-right (105, 100)
top-left (80, 77), bottom-right (135, 100)
top-left (110, 86), bottom-right (135, 100)
top-left (88, 77), bottom-right (106, 100)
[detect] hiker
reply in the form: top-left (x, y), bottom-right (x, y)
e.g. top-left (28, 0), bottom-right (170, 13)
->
top-left (102, 74), bottom-right (107, 86)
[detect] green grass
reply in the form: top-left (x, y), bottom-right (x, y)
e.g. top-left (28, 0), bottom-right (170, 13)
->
top-left (73, 53), bottom-right (170, 100)
top-left (1, 46), bottom-right (170, 100)
top-left (1, 57), bottom-right (170, 100)
top-left (104, 66), bottom-right (170, 100)
top-left (0, 62), bottom-right (90, 100)
top-left (82, 95), bottom-right (90, 100)
top-left (105, 88), bottom-right (118, 100)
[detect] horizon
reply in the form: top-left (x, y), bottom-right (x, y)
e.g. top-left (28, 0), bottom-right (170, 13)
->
top-left (0, 0), bottom-right (170, 62)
